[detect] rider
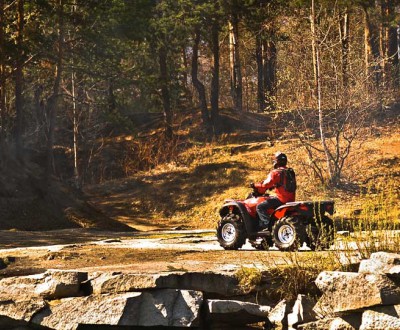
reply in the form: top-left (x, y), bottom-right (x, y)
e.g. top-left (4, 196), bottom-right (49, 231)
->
top-left (252, 152), bottom-right (296, 228)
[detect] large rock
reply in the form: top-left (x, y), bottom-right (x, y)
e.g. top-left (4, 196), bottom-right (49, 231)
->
top-left (90, 271), bottom-right (243, 296)
top-left (298, 316), bottom-right (361, 330)
top-left (287, 294), bottom-right (318, 329)
top-left (205, 299), bottom-right (270, 325)
top-left (359, 252), bottom-right (400, 278)
top-left (0, 298), bottom-right (46, 323)
top-left (315, 271), bottom-right (359, 293)
top-left (360, 305), bottom-right (400, 330)
top-left (32, 289), bottom-right (203, 329)
top-left (314, 271), bottom-right (400, 316)
top-left (268, 299), bottom-right (291, 329)
top-left (90, 272), bottom-right (159, 293)
top-left (297, 318), bottom-right (335, 330)
top-left (0, 270), bottom-right (87, 300)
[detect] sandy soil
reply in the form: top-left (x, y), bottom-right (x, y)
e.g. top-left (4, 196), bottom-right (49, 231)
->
top-left (0, 229), bottom-right (296, 277)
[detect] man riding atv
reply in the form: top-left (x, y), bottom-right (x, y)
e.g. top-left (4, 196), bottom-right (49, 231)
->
top-left (216, 151), bottom-right (334, 251)
top-left (252, 152), bottom-right (297, 229)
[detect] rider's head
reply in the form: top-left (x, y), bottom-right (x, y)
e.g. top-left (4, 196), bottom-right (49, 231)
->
top-left (273, 151), bottom-right (287, 169)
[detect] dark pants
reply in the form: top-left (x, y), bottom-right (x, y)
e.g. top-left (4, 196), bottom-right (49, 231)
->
top-left (256, 197), bottom-right (283, 227)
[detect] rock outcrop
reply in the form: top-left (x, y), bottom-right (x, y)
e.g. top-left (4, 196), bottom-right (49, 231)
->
top-left (205, 299), bottom-right (271, 325)
top-left (298, 251), bottom-right (400, 330)
top-left (267, 252), bottom-right (400, 330)
top-left (1, 251), bottom-right (400, 329)
top-left (90, 271), bottom-right (244, 296)
top-left (0, 268), bottom-right (271, 329)
top-left (32, 290), bottom-right (203, 329)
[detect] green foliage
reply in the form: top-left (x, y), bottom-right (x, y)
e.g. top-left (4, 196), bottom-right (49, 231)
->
top-left (261, 252), bottom-right (340, 302)
top-left (0, 0), bottom-right (399, 186)
top-left (236, 266), bottom-right (263, 293)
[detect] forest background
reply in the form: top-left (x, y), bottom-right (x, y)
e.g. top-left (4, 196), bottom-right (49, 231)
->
top-left (0, 0), bottom-right (399, 232)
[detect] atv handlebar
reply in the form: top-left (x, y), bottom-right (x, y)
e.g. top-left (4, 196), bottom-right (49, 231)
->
top-left (249, 182), bottom-right (272, 195)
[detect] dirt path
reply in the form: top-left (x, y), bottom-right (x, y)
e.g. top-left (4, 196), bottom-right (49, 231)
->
top-left (0, 229), bottom-right (298, 278)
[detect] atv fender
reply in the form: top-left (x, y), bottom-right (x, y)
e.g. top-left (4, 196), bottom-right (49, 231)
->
top-left (271, 201), bottom-right (334, 220)
top-left (219, 202), bottom-right (257, 235)
top-left (271, 202), bottom-right (310, 220)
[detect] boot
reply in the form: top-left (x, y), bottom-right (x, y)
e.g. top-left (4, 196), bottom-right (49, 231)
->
top-left (258, 215), bottom-right (270, 230)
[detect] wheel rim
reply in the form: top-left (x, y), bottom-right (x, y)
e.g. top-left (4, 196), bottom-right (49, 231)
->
top-left (277, 224), bottom-right (295, 244)
top-left (221, 223), bottom-right (236, 243)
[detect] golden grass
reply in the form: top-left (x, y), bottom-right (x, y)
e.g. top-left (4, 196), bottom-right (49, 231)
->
top-left (90, 116), bottom-right (399, 236)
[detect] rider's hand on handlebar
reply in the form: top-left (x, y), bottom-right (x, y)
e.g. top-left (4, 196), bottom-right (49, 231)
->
top-left (249, 182), bottom-right (255, 189)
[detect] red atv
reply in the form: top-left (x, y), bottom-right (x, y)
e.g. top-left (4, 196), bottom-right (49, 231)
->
top-left (216, 189), bottom-right (335, 251)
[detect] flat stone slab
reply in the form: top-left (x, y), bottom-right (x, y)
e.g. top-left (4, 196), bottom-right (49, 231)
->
top-left (360, 305), bottom-right (400, 330)
top-left (359, 252), bottom-right (400, 278)
top-left (0, 298), bottom-right (47, 323)
top-left (32, 289), bottom-right (203, 329)
top-left (206, 299), bottom-right (270, 324)
top-left (0, 269), bottom-right (87, 300)
top-left (314, 271), bottom-right (400, 316)
top-left (298, 316), bottom-right (360, 330)
top-left (90, 271), bottom-right (243, 296)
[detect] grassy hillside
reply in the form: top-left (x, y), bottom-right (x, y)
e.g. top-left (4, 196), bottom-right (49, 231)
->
top-left (0, 106), bottom-right (397, 233)
top-left (85, 107), bottom-right (400, 232)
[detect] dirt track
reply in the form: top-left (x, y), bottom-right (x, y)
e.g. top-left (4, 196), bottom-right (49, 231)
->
top-left (0, 229), bottom-right (299, 277)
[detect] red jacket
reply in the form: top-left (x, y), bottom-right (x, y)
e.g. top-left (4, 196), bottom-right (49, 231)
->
top-left (254, 166), bottom-right (296, 203)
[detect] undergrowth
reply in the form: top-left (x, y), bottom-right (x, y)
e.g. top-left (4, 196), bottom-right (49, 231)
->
top-left (237, 178), bottom-right (399, 302)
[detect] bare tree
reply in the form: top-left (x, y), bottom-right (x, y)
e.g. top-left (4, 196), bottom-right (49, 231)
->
top-left (294, 1), bottom-right (369, 186)
top-left (310, 0), bottom-right (334, 182)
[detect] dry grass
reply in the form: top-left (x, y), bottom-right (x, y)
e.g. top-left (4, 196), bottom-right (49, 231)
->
top-left (86, 109), bottom-right (399, 234)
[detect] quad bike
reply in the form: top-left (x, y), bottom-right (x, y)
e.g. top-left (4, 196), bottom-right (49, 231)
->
top-left (216, 189), bottom-right (335, 251)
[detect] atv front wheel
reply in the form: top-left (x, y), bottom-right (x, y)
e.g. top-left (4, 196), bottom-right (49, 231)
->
top-left (216, 214), bottom-right (247, 250)
top-left (272, 217), bottom-right (307, 251)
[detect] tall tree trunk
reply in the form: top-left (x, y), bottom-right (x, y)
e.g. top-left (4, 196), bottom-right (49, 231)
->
top-left (263, 35), bottom-right (277, 111)
top-left (14, 0), bottom-right (24, 158)
top-left (181, 46), bottom-right (192, 105)
top-left (379, 0), bottom-right (387, 82)
top-left (46, 0), bottom-right (65, 178)
top-left (228, 15), bottom-right (242, 111)
top-left (339, 7), bottom-right (350, 89)
top-left (210, 20), bottom-right (219, 130)
top-left (386, 1), bottom-right (399, 87)
top-left (191, 27), bottom-right (210, 132)
top-left (256, 33), bottom-right (265, 112)
top-left (34, 85), bottom-right (45, 144)
top-left (0, 0), bottom-right (5, 153)
top-left (311, 0), bottom-right (334, 184)
top-left (363, 5), bottom-right (381, 88)
top-left (158, 43), bottom-right (173, 139)
top-left (71, 71), bottom-right (79, 187)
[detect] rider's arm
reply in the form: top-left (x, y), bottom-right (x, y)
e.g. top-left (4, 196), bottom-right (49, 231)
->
top-left (254, 171), bottom-right (278, 193)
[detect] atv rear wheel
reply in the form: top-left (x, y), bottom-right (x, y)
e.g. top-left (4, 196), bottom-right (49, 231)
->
top-left (308, 216), bottom-right (334, 251)
top-left (217, 214), bottom-right (247, 250)
top-left (272, 216), bottom-right (307, 251)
